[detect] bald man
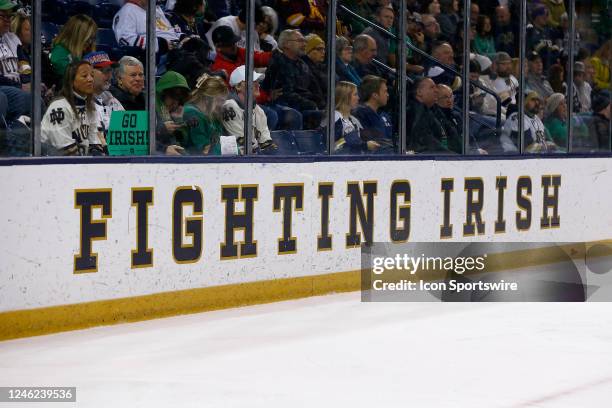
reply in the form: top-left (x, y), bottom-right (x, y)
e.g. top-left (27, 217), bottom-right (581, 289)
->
top-left (427, 42), bottom-right (461, 90)
top-left (494, 6), bottom-right (518, 57)
top-left (407, 77), bottom-right (452, 153)
top-left (435, 84), bottom-right (487, 154)
top-left (351, 34), bottom-right (391, 82)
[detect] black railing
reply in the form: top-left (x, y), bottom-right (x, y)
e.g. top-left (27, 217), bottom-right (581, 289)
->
top-left (339, 4), bottom-right (503, 136)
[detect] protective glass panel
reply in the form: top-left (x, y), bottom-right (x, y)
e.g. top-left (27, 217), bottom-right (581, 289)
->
top-left (405, 0), bottom-right (466, 155)
top-left (467, 0), bottom-right (507, 155)
top-left (329, 0), bottom-right (398, 155)
top-left (570, 1), bottom-right (611, 152)
top-left (40, 0), bottom-right (148, 157)
top-left (258, 0), bottom-right (328, 155)
top-left (0, 3), bottom-right (32, 157)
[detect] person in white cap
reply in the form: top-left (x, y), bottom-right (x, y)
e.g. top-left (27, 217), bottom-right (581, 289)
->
top-left (222, 65), bottom-right (276, 154)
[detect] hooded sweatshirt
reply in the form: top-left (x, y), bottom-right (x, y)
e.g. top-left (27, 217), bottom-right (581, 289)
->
top-left (155, 70), bottom-right (190, 151)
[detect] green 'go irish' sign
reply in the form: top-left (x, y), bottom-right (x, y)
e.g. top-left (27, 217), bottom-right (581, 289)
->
top-left (107, 111), bottom-right (149, 156)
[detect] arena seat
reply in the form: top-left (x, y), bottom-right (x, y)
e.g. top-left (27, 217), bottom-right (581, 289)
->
top-left (269, 131), bottom-right (299, 155)
top-left (65, 0), bottom-right (94, 17)
top-left (41, 21), bottom-right (59, 49)
top-left (291, 130), bottom-right (326, 155)
top-left (42, 0), bottom-right (65, 24)
top-left (94, 2), bottom-right (121, 29)
top-left (97, 28), bottom-right (119, 48)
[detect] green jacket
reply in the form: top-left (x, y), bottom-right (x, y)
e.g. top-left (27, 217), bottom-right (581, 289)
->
top-left (544, 116), bottom-right (567, 147)
top-left (473, 35), bottom-right (496, 60)
top-left (182, 104), bottom-right (223, 155)
top-left (49, 43), bottom-right (74, 80)
top-left (155, 71), bottom-right (191, 151)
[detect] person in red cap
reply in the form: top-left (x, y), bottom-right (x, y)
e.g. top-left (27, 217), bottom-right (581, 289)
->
top-left (84, 51), bottom-right (125, 148)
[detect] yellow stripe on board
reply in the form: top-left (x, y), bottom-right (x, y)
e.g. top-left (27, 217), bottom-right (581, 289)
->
top-left (1, 241), bottom-right (611, 341)
top-left (0, 270), bottom-right (361, 342)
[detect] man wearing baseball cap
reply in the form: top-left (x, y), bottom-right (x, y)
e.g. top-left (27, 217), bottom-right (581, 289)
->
top-left (501, 90), bottom-right (561, 153)
top-left (222, 65), bottom-right (276, 154)
top-left (210, 25), bottom-right (271, 85)
top-left (572, 61), bottom-right (592, 113)
top-left (525, 52), bottom-right (554, 100)
top-left (492, 51), bottom-right (519, 107)
top-left (83, 51), bottom-right (124, 147)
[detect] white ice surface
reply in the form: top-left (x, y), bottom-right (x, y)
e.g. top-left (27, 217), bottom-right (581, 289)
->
top-left (1, 293), bottom-right (612, 408)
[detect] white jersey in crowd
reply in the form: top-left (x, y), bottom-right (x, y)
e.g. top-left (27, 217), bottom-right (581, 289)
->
top-left (205, 16), bottom-right (277, 52)
top-left (472, 77), bottom-right (502, 119)
top-left (222, 98), bottom-right (272, 151)
top-left (113, 2), bottom-right (181, 51)
top-left (334, 111), bottom-right (363, 135)
top-left (95, 91), bottom-right (125, 139)
top-left (500, 112), bottom-right (548, 153)
top-left (573, 81), bottom-right (592, 113)
top-left (492, 74), bottom-right (519, 105)
top-left (0, 32), bottom-right (22, 84)
top-left (41, 97), bottom-right (100, 155)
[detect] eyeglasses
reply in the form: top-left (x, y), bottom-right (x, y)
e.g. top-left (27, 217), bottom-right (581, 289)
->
top-left (313, 46), bottom-right (325, 52)
top-left (128, 72), bottom-right (145, 78)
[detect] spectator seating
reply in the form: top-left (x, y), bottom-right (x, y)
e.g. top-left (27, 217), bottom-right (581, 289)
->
top-left (269, 131), bottom-right (299, 155)
top-left (65, 1), bottom-right (94, 19)
top-left (41, 21), bottom-right (59, 49)
top-left (42, 0), bottom-right (65, 24)
top-left (96, 28), bottom-right (119, 49)
top-left (292, 130), bottom-right (327, 155)
top-left (94, 2), bottom-right (121, 29)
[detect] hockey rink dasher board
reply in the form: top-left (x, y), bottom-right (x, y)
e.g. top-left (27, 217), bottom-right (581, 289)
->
top-left (1, 156), bottom-right (611, 339)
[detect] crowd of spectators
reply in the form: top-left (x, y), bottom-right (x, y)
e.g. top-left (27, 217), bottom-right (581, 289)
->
top-left (0, 0), bottom-right (610, 156)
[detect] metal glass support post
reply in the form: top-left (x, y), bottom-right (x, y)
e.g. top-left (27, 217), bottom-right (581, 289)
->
top-left (244, 0), bottom-right (255, 155)
top-left (517, 0), bottom-right (526, 154)
top-left (566, 0), bottom-right (576, 153)
top-left (462, 0), bottom-right (471, 155)
top-left (398, 0), bottom-right (407, 154)
top-left (325, 0), bottom-right (337, 155)
top-left (146, 0), bottom-right (156, 155)
top-left (31, 1), bottom-right (42, 156)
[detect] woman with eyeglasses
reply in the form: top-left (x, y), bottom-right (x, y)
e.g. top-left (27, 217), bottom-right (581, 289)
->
top-left (335, 36), bottom-right (361, 86)
top-left (302, 34), bottom-right (326, 109)
top-left (10, 11), bottom-right (30, 84)
top-left (50, 14), bottom-right (98, 84)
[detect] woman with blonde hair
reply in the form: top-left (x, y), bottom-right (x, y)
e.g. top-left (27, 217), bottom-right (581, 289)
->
top-left (10, 11), bottom-right (30, 83)
top-left (590, 40), bottom-right (611, 91)
top-left (182, 74), bottom-right (229, 155)
top-left (50, 14), bottom-right (98, 80)
top-left (334, 81), bottom-right (379, 154)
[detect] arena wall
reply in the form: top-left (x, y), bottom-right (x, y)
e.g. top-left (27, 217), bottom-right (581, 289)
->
top-left (1, 156), bottom-right (611, 339)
